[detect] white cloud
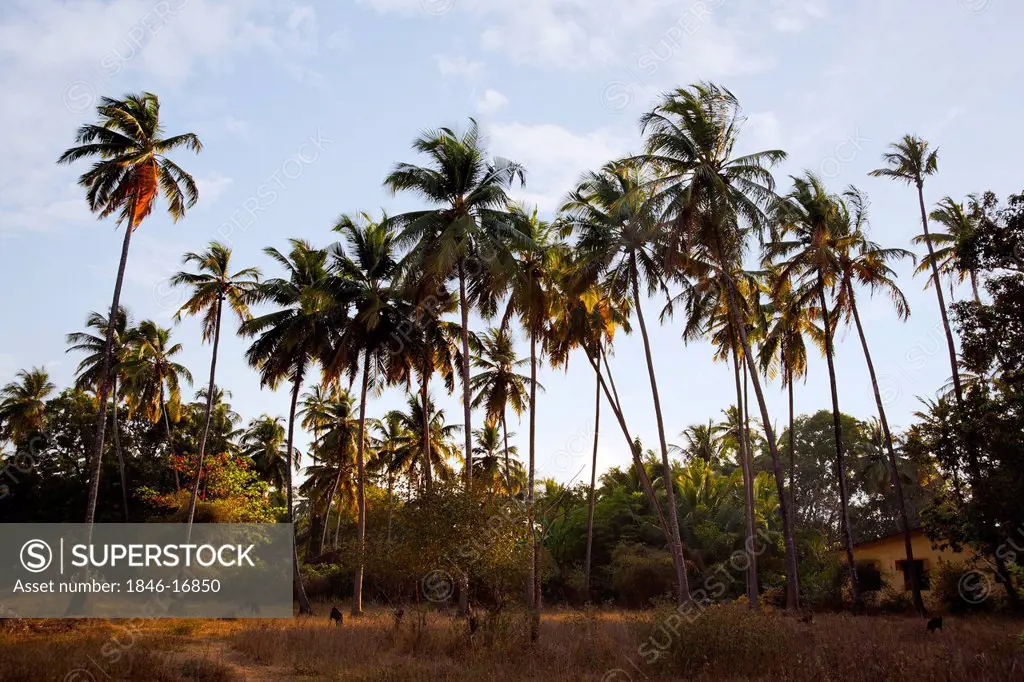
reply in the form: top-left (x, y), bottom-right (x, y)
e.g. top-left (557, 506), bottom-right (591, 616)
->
top-left (0, 0), bottom-right (322, 236)
top-left (485, 122), bottom-right (637, 212)
top-left (475, 89), bottom-right (509, 114)
top-left (361, 0), bottom-right (822, 73)
top-left (434, 54), bottom-right (484, 79)
top-left (195, 174), bottom-right (235, 206)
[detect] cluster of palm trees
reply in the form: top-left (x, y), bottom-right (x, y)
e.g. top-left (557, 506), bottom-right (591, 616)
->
top-left (42, 82), bottom-right (990, 622)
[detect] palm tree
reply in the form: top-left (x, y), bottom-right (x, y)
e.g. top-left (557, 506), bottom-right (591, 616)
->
top-left (393, 280), bottom-right (461, 494)
top-left (374, 413), bottom-right (410, 543)
top-left (833, 192), bottom-right (924, 612)
top-left (676, 261), bottom-right (764, 607)
top-left (548, 278), bottom-right (626, 601)
top-left (325, 213), bottom-right (409, 616)
top-left (0, 368), bottom-right (55, 445)
top-left (563, 161), bottom-right (690, 605)
top-left (471, 423), bottom-right (524, 496)
top-left (242, 240), bottom-right (344, 615)
top-left (301, 384), bottom-right (361, 551)
top-left (187, 387), bottom-right (242, 461)
top-left (122, 321), bottom-right (193, 485)
top-left (240, 415), bottom-right (292, 492)
top-left (66, 307), bottom-right (134, 518)
top-left (385, 119), bottom-right (527, 494)
top-left (923, 197), bottom-right (982, 303)
top-left (386, 393), bottom-right (461, 491)
top-left (869, 135), bottom-right (962, 404)
top-left (470, 327), bottom-right (530, 491)
top-left (57, 92), bottom-right (202, 526)
top-left (767, 172), bottom-right (863, 607)
top-left (759, 271), bottom-right (811, 529)
top-left (639, 82), bottom-right (800, 609)
top-left (677, 421), bottom-right (726, 466)
top-left (502, 205), bottom-right (563, 635)
top-left (172, 241), bottom-right (261, 533)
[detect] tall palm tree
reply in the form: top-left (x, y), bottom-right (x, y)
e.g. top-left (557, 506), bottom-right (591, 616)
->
top-left (172, 241), bottom-right (261, 533)
top-left (67, 308), bottom-right (134, 518)
top-left (326, 213), bottom-right (409, 616)
top-left (470, 326), bottom-right (530, 491)
top-left (503, 205), bottom-right (563, 634)
top-left (676, 260), bottom-right (764, 607)
top-left (242, 240), bottom-right (344, 615)
top-left (385, 119), bottom-right (526, 494)
top-left (122, 321), bottom-right (193, 484)
top-left (923, 197), bottom-right (982, 303)
top-left (301, 384), bottom-right (361, 552)
top-left (398, 286), bottom-right (461, 494)
top-left (833, 191), bottom-right (923, 612)
top-left (0, 368), bottom-right (55, 445)
top-left (548, 271), bottom-right (628, 601)
top-left (374, 413), bottom-right (410, 543)
top-left (869, 136), bottom-right (962, 404)
top-left (759, 271), bottom-right (811, 529)
top-left (767, 172), bottom-right (863, 607)
top-left (639, 82), bottom-right (800, 609)
top-left (57, 92), bottom-right (202, 526)
top-left (240, 415), bottom-right (292, 493)
top-left (563, 162), bottom-right (690, 605)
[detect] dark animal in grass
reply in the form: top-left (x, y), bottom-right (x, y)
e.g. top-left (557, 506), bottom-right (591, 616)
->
top-left (927, 616), bottom-right (943, 632)
top-left (799, 612), bottom-right (814, 624)
top-left (329, 606), bottom-right (343, 627)
top-left (393, 607), bottom-right (405, 626)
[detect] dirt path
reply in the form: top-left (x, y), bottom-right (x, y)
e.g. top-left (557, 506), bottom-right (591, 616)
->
top-left (168, 637), bottom-right (295, 681)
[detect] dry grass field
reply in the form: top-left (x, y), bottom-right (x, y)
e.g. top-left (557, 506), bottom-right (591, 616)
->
top-left (1, 605), bottom-right (1021, 681)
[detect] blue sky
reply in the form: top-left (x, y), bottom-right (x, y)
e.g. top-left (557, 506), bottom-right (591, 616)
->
top-left (1, 0), bottom-right (1020, 485)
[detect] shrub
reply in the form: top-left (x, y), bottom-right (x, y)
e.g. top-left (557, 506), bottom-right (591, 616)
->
top-left (608, 543), bottom-right (675, 607)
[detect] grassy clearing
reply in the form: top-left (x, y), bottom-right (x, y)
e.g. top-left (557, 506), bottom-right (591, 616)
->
top-left (0, 606), bottom-right (1021, 681)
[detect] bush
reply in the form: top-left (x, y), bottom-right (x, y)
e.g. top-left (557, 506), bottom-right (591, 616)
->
top-left (608, 543), bottom-right (675, 607)
top-left (929, 560), bottom-right (1000, 614)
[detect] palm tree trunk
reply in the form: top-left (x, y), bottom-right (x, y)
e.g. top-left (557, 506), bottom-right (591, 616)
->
top-left (387, 469), bottom-right (394, 544)
top-left (849, 294), bottom-right (923, 613)
top-left (816, 275), bottom-right (860, 608)
top-left (585, 349), bottom-right (676, 577)
top-left (584, 370), bottom-right (600, 602)
top-left (742, 358), bottom-right (759, 607)
top-left (186, 295), bottom-right (223, 537)
top-left (320, 480), bottom-right (337, 555)
top-left (457, 260), bottom-right (473, 619)
top-left (287, 374), bottom-right (313, 615)
top-left (320, 419), bottom-right (345, 554)
top-left (334, 493), bottom-right (344, 547)
top-left (787, 365), bottom-right (796, 530)
top-left (159, 385), bottom-right (179, 493)
top-left (502, 412), bottom-right (511, 493)
top-left (632, 276), bottom-right (689, 605)
top-left (457, 259), bottom-right (473, 490)
top-left (917, 183), bottom-right (963, 405)
top-left (111, 379), bottom-right (129, 522)
top-left (421, 370), bottom-right (433, 494)
top-left (528, 331), bottom-right (542, 641)
top-left (353, 353), bottom-right (370, 616)
top-left (731, 343), bottom-right (758, 609)
top-left (715, 251), bottom-right (799, 609)
top-left (85, 211), bottom-right (137, 528)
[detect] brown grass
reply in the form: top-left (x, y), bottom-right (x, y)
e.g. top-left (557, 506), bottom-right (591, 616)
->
top-left (0, 606), bottom-right (1021, 681)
